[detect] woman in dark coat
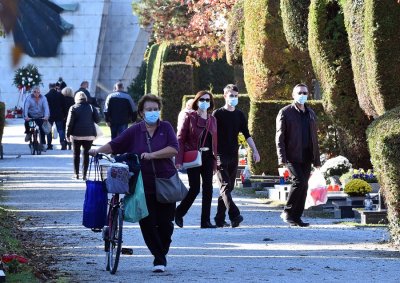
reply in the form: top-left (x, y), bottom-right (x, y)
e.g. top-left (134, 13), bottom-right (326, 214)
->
top-left (66, 91), bottom-right (100, 179)
top-left (62, 87), bottom-right (75, 150)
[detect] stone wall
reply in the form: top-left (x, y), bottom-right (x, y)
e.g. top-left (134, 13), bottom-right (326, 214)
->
top-left (0, 0), bottom-right (149, 110)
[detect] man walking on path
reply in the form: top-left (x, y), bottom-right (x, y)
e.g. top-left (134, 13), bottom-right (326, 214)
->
top-left (213, 84), bottom-right (260, 228)
top-left (275, 83), bottom-right (321, 227)
top-left (45, 83), bottom-right (66, 150)
top-left (75, 80), bottom-right (97, 106)
top-left (103, 81), bottom-right (137, 139)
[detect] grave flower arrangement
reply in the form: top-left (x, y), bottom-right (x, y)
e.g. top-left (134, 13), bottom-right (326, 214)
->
top-left (340, 168), bottom-right (378, 184)
top-left (320, 155), bottom-right (352, 179)
top-left (13, 64), bottom-right (42, 91)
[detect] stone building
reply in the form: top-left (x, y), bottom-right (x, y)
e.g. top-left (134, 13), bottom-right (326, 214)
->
top-left (0, 0), bottom-right (149, 111)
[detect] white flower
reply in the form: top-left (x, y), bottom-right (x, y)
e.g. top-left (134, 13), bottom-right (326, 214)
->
top-left (19, 72), bottom-right (23, 75)
top-left (35, 75), bottom-right (38, 78)
top-left (22, 77), bottom-right (25, 80)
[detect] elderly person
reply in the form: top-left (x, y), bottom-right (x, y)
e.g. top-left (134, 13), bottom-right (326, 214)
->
top-left (62, 87), bottom-right (75, 150)
top-left (89, 94), bottom-right (178, 273)
top-left (66, 91), bottom-right (100, 180)
top-left (175, 91), bottom-right (218, 229)
top-left (23, 86), bottom-right (50, 149)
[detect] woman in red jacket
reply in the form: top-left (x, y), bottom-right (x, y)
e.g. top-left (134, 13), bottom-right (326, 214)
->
top-left (175, 91), bottom-right (218, 228)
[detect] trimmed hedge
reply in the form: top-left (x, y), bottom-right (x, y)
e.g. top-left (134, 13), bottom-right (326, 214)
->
top-left (248, 100), bottom-right (333, 175)
top-left (341, 0), bottom-right (377, 118)
top-left (308, 0), bottom-right (371, 169)
top-left (367, 107), bottom-right (400, 245)
top-left (149, 42), bottom-right (170, 95)
top-left (145, 43), bottom-right (160, 94)
top-left (0, 102), bottom-right (5, 144)
top-left (280, 0), bottom-right (310, 51)
top-left (243, 0), bottom-right (313, 101)
top-left (159, 62), bottom-right (193, 130)
top-left (364, 0), bottom-right (400, 115)
top-left (127, 61), bottom-right (147, 103)
top-left (225, 0), bottom-right (244, 66)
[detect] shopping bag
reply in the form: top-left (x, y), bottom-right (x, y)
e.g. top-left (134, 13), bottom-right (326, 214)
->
top-left (305, 169), bottom-right (328, 209)
top-left (82, 157), bottom-right (108, 229)
top-left (123, 171), bottom-right (149, 223)
top-left (41, 120), bottom-right (52, 135)
top-left (182, 150), bottom-right (202, 169)
top-left (52, 123), bottom-right (58, 139)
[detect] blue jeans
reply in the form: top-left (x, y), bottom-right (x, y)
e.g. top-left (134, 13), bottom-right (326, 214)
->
top-left (47, 120), bottom-right (66, 145)
top-left (110, 124), bottom-right (128, 140)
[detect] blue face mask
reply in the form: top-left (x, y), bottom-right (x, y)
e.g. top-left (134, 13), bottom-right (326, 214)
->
top-left (294, 94), bottom-right (308, 105)
top-left (228, 97), bottom-right (238, 107)
top-left (144, 110), bottom-right (160, 124)
top-left (198, 101), bottom-right (210, 111)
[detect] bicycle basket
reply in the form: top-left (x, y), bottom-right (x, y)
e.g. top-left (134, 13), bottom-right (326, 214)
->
top-left (114, 153), bottom-right (141, 194)
top-left (104, 163), bottom-right (131, 194)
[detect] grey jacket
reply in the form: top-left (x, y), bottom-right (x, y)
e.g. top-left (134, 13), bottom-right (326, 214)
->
top-left (275, 103), bottom-right (321, 166)
top-left (66, 102), bottom-right (100, 137)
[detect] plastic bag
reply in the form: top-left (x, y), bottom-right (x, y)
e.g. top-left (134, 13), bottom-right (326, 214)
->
top-left (52, 123), bottom-right (58, 139)
top-left (305, 169), bottom-right (328, 209)
top-left (42, 120), bottom-right (52, 135)
top-left (124, 171), bottom-right (148, 223)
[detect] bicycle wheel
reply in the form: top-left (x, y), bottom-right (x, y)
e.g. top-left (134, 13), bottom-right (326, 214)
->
top-left (103, 226), bottom-right (111, 271)
top-left (29, 141), bottom-right (35, 155)
top-left (108, 207), bottom-right (123, 274)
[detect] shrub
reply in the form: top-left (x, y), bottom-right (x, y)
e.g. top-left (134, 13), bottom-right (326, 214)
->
top-left (344, 179), bottom-right (372, 197)
top-left (243, 0), bottom-right (313, 101)
top-left (367, 106), bottom-right (400, 245)
top-left (145, 43), bottom-right (160, 94)
top-left (308, 0), bottom-right (372, 169)
top-left (159, 62), bottom-right (193, 130)
top-left (127, 61), bottom-right (147, 103)
top-left (225, 0), bottom-right (244, 65)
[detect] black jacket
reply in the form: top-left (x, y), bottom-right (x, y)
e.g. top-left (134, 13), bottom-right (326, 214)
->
top-left (46, 89), bottom-right (65, 122)
top-left (64, 96), bottom-right (74, 120)
top-left (276, 103), bottom-right (321, 166)
top-left (66, 102), bottom-right (100, 137)
top-left (104, 91), bottom-right (137, 125)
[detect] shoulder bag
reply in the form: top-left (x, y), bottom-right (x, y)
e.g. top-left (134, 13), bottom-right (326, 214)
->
top-left (182, 117), bottom-right (210, 169)
top-left (146, 132), bottom-right (188, 203)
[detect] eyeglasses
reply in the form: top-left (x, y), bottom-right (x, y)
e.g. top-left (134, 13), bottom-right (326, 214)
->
top-left (298, 92), bottom-right (308, 95)
top-left (199, 98), bottom-right (210, 102)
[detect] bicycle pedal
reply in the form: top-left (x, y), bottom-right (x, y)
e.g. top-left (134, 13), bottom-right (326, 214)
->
top-left (121, 248), bottom-right (133, 255)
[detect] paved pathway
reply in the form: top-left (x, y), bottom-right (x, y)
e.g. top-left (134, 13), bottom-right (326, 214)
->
top-left (1, 119), bottom-right (399, 282)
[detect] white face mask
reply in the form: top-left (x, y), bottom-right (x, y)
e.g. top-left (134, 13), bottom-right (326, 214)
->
top-left (228, 97), bottom-right (238, 107)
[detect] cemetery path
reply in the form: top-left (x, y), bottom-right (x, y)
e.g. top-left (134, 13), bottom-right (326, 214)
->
top-left (1, 119), bottom-right (399, 282)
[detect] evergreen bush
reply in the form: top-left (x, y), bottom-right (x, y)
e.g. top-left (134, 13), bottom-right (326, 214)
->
top-left (367, 106), bottom-right (400, 245)
top-left (159, 62), bottom-right (193, 130)
top-left (225, 0), bottom-right (244, 66)
top-left (344, 179), bottom-right (372, 197)
top-left (128, 61), bottom-right (147, 103)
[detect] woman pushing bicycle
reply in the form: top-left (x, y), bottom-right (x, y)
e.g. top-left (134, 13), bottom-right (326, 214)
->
top-left (23, 85), bottom-right (50, 149)
top-left (89, 94), bottom-right (178, 273)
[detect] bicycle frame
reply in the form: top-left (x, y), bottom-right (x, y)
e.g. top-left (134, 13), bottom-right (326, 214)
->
top-left (28, 119), bottom-right (42, 155)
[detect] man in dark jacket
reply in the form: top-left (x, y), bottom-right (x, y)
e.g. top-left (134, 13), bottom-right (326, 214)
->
top-left (75, 80), bottom-right (97, 106)
top-left (275, 83), bottom-right (321, 227)
top-left (45, 83), bottom-right (66, 150)
top-left (104, 81), bottom-right (137, 139)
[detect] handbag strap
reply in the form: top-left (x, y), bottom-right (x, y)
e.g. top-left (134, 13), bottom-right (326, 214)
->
top-left (198, 117), bottom-right (211, 149)
top-left (145, 131), bottom-right (158, 178)
top-left (88, 156), bottom-right (101, 181)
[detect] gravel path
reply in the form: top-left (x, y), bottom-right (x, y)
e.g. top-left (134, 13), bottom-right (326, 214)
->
top-left (1, 119), bottom-right (399, 282)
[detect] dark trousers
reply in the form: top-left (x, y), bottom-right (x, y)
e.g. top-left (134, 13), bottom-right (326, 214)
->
top-left (285, 162), bottom-right (312, 219)
top-left (176, 153), bottom-right (214, 223)
top-left (47, 120), bottom-right (66, 146)
top-left (139, 193), bottom-right (175, 266)
top-left (72, 139), bottom-right (93, 177)
top-left (110, 123), bottom-right (128, 140)
top-left (215, 155), bottom-right (240, 222)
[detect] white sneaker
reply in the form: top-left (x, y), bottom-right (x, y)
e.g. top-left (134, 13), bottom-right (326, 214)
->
top-left (152, 265), bottom-right (165, 273)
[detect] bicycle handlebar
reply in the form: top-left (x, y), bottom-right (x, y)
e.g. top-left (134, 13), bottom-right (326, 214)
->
top-left (96, 153), bottom-right (116, 163)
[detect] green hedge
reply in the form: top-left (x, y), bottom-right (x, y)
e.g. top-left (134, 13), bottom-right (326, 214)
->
top-left (367, 106), bottom-right (400, 245)
top-left (128, 61), bottom-right (147, 103)
top-left (248, 100), bottom-right (333, 175)
top-left (280, 0), bottom-right (310, 51)
top-left (0, 102), bottom-right (5, 144)
top-left (364, 0), bottom-right (400, 115)
top-left (145, 43), bottom-right (160, 94)
top-left (308, 0), bottom-right (371, 169)
top-left (243, 0), bottom-right (313, 101)
top-left (341, 0), bottom-right (377, 118)
top-left (159, 62), bottom-right (193, 130)
top-left (225, 0), bottom-right (244, 66)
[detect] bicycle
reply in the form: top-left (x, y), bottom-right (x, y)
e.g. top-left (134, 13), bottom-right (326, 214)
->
top-left (96, 153), bottom-right (140, 274)
top-left (27, 118), bottom-right (43, 155)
